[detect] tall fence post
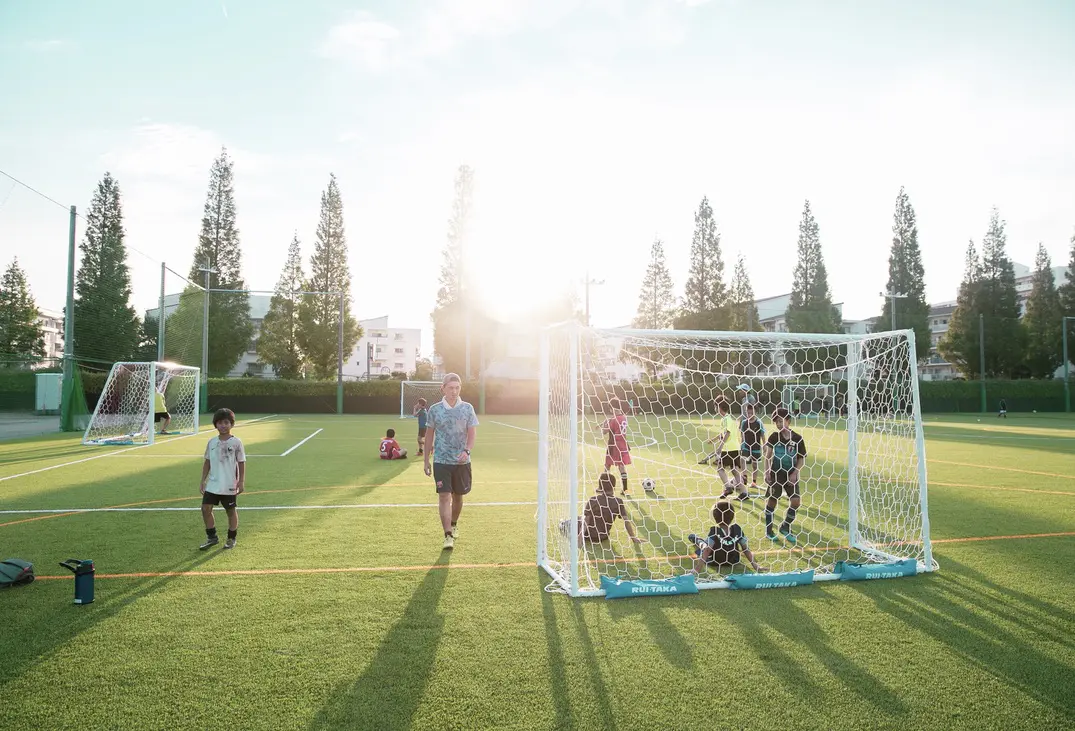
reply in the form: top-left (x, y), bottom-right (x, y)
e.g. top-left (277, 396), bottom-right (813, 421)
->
top-left (978, 313), bottom-right (986, 413)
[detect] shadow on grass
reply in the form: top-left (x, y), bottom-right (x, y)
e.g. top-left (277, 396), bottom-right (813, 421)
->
top-left (851, 556), bottom-right (1075, 721)
top-left (308, 553), bottom-right (450, 731)
top-left (0, 550), bottom-right (218, 686)
top-left (539, 569), bottom-right (574, 730)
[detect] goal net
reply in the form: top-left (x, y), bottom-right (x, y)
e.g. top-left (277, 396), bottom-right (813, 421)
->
top-left (538, 323), bottom-right (935, 597)
top-left (83, 362), bottom-right (200, 446)
top-left (400, 380), bottom-right (443, 418)
top-left (782, 383), bottom-right (836, 416)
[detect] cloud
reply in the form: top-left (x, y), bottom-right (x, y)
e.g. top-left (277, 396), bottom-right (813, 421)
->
top-left (23, 39), bottom-right (69, 52)
top-left (317, 11), bottom-right (401, 71)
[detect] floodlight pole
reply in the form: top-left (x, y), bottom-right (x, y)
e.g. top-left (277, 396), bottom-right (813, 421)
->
top-left (63, 206), bottom-right (76, 382)
top-left (1064, 316), bottom-right (1073, 413)
top-left (198, 261), bottom-right (217, 413)
top-left (979, 313), bottom-right (986, 414)
top-left (337, 292), bottom-right (345, 415)
top-left (881, 290), bottom-right (908, 332)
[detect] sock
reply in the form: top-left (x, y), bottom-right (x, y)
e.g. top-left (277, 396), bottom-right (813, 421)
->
top-left (206, 527), bottom-right (217, 539)
top-left (227, 529), bottom-right (237, 540)
top-left (451, 521), bottom-right (457, 528)
top-left (621, 474), bottom-right (628, 491)
top-left (764, 509), bottom-right (775, 536)
top-left (781, 507), bottom-right (797, 531)
top-left (445, 530), bottom-right (453, 538)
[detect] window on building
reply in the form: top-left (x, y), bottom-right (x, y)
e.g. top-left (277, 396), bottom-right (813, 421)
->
top-left (394, 333), bottom-right (404, 340)
top-left (394, 362), bottom-right (404, 370)
top-left (394, 348), bottom-right (404, 354)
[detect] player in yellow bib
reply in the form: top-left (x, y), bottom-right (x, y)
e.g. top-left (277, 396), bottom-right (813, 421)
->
top-left (153, 388), bottom-right (171, 434)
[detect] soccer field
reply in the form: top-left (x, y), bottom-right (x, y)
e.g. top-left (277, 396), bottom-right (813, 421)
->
top-left (1, 413), bottom-right (1074, 730)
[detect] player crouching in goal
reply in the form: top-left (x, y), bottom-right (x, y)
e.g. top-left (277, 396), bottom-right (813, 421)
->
top-left (687, 500), bottom-right (765, 575)
top-left (380, 429), bottom-right (408, 459)
top-left (560, 472), bottom-right (646, 547)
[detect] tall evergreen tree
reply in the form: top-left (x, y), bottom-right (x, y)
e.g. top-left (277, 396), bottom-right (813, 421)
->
top-left (133, 314), bottom-right (159, 362)
top-left (880, 187), bottom-right (931, 357)
top-left (1022, 243), bottom-right (1063, 378)
top-left (632, 238), bottom-right (676, 329)
top-left (727, 254), bottom-right (761, 331)
top-left (258, 234), bottom-right (307, 379)
top-left (297, 174), bottom-right (361, 379)
top-left (432, 165), bottom-right (481, 377)
top-left (977, 208), bottom-right (1025, 377)
top-left (0, 258), bottom-right (45, 362)
top-left (167, 149), bottom-right (252, 374)
top-left (677, 196), bottom-right (727, 330)
top-left (73, 172), bottom-right (140, 364)
top-left (939, 240), bottom-right (983, 377)
top-left (785, 200), bottom-right (841, 333)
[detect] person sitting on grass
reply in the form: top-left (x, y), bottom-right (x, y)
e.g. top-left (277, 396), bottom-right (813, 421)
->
top-left (688, 500), bottom-right (765, 575)
top-left (560, 472), bottom-right (646, 547)
top-left (379, 428), bottom-right (408, 460)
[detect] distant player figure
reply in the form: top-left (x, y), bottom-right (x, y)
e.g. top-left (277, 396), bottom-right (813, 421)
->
top-left (379, 428), bottom-right (408, 460)
top-left (413, 398), bottom-right (429, 455)
top-left (701, 399), bottom-right (746, 499)
top-left (763, 406), bottom-right (807, 545)
top-left (603, 399), bottom-right (636, 496)
top-left (154, 385), bottom-right (171, 435)
top-left (560, 472), bottom-right (646, 547)
top-left (738, 402), bottom-right (766, 493)
top-left (198, 408), bottom-right (245, 550)
top-left (688, 500), bottom-right (765, 575)
top-left (998, 399), bottom-right (1007, 418)
top-left (424, 373), bottom-right (478, 550)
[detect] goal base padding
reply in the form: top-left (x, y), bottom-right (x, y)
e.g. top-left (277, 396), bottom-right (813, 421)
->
top-left (834, 558), bottom-right (918, 581)
top-left (726, 569), bottom-right (815, 590)
top-left (600, 574), bottom-right (699, 599)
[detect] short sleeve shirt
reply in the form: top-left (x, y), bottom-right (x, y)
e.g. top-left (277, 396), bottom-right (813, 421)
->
top-left (717, 414), bottom-right (739, 449)
top-left (428, 399), bottom-right (479, 465)
top-left (154, 391), bottom-right (166, 413)
top-left (585, 493), bottom-right (627, 541)
top-left (766, 430), bottom-right (806, 477)
top-left (740, 416), bottom-right (765, 449)
top-left (416, 408), bottom-right (428, 429)
top-left (203, 435), bottom-right (246, 495)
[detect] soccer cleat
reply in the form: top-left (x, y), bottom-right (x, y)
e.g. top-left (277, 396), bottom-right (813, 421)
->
top-left (223, 538), bottom-right (236, 549)
top-left (767, 532), bottom-right (781, 544)
top-left (779, 529), bottom-right (797, 545)
top-left (443, 534), bottom-right (455, 550)
top-left (199, 537), bottom-right (219, 550)
top-left (451, 525), bottom-right (459, 538)
top-left (697, 457), bottom-right (710, 465)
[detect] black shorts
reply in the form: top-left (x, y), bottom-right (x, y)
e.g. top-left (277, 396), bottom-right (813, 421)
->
top-left (202, 492), bottom-right (238, 509)
top-left (433, 462), bottom-right (472, 495)
top-left (718, 451), bottom-right (741, 468)
top-left (765, 477), bottom-right (800, 500)
top-left (418, 427), bottom-right (427, 439)
top-left (154, 411), bottom-right (170, 423)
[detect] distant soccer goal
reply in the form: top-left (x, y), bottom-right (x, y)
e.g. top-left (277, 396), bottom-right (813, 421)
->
top-left (400, 380), bottom-right (443, 418)
top-left (83, 362), bottom-right (200, 446)
top-left (537, 323), bottom-right (935, 597)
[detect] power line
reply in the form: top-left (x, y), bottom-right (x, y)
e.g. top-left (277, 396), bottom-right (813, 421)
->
top-left (0, 167), bottom-right (159, 265)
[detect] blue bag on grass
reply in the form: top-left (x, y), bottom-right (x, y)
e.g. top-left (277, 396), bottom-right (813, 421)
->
top-left (600, 574), bottom-right (698, 599)
top-left (725, 569), bottom-right (815, 590)
top-left (834, 558), bottom-right (917, 581)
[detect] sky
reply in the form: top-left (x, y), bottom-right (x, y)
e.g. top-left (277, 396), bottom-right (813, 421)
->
top-left (2, 0), bottom-right (1074, 356)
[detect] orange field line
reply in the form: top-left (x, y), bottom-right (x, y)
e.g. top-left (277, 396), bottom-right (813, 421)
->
top-left (29, 530), bottom-right (1075, 581)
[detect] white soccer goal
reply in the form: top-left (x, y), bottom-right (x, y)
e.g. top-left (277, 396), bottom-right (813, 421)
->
top-left (83, 362), bottom-right (200, 446)
top-left (537, 323), bottom-right (936, 597)
top-left (782, 383), bottom-right (837, 416)
top-left (400, 380), bottom-right (443, 418)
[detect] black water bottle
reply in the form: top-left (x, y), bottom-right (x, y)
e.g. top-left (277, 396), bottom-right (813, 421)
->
top-left (59, 559), bottom-right (95, 605)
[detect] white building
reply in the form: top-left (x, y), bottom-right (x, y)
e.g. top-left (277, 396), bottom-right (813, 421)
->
top-left (35, 308), bottom-right (65, 365)
top-left (345, 316), bottom-right (421, 379)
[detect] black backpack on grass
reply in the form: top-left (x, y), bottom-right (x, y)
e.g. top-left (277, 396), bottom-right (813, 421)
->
top-left (0, 559), bottom-right (34, 587)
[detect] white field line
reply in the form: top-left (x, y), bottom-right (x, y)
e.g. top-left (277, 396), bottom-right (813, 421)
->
top-left (0, 493), bottom-right (736, 515)
top-left (0, 414), bottom-right (279, 484)
top-left (106, 454), bottom-right (281, 458)
top-left (280, 428), bottom-right (323, 457)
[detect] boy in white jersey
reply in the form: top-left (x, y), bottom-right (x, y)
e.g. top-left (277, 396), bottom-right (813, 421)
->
top-left (198, 408), bottom-right (246, 550)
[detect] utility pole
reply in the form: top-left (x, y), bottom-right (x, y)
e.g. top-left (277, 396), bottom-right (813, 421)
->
top-left (198, 260), bottom-right (218, 413)
top-left (1064, 316), bottom-right (1073, 413)
top-left (979, 313), bottom-right (986, 414)
top-left (584, 271), bottom-right (605, 326)
top-left (881, 290), bottom-right (908, 331)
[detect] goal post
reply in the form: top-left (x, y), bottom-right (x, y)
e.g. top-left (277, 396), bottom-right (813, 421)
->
top-left (82, 362), bottom-right (200, 446)
top-left (400, 380), bottom-right (443, 418)
top-left (537, 322), bottom-right (936, 597)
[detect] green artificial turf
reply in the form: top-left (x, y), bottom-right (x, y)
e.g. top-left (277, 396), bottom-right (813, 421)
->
top-left (1, 413), bottom-right (1073, 730)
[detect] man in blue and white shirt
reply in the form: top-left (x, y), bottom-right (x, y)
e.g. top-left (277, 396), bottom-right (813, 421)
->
top-left (423, 373), bottom-right (479, 550)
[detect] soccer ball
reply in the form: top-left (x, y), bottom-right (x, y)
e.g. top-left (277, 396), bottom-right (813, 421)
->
top-left (641, 478), bottom-right (656, 492)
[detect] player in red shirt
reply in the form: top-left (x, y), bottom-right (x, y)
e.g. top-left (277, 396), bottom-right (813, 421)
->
top-left (379, 428), bottom-right (408, 460)
top-left (603, 399), bottom-right (633, 495)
